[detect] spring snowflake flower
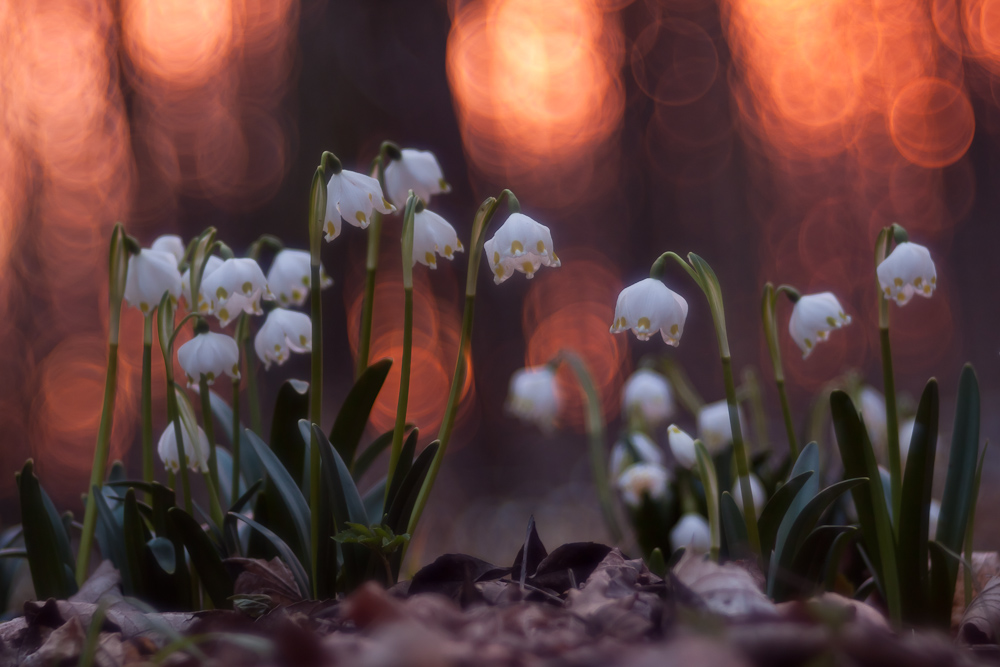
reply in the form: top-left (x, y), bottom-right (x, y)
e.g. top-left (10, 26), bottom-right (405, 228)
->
top-left (198, 258), bottom-right (274, 327)
top-left (412, 208), bottom-right (463, 269)
top-left (384, 148), bottom-right (451, 208)
top-left (671, 513), bottom-right (711, 553)
top-left (151, 234), bottom-right (185, 265)
top-left (609, 432), bottom-right (663, 480)
top-left (622, 368), bottom-right (674, 428)
top-left (506, 366), bottom-right (560, 433)
top-left (254, 308), bottom-right (312, 369)
top-left (123, 248), bottom-right (183, 314)
top-left (788, 292), bottom-right (851, 358)
top-left (617, 462), bottom-right (670, 508)
top-left (877, 241), bottom-right (937, 305)
top-left (484, 213), bottom-right (560, 284)
top-left (267, 249), bottom-right (331, 307)
top-left (697, 400), bottom-right (745, 454)
top-left (157, 420), bottom-right (210, 473)
top-left (182, 256), bottom-right (223, 308)
top-left (324, 169), bottom-right (395, 242)
top-left (667, 424), bottom-right (697, 469)
top-left (610, 278), bottom-right (688, 346)
top-left (177, 330), bottom-right (240, 386)
top-left (732, 473), bottom-right (767, 517)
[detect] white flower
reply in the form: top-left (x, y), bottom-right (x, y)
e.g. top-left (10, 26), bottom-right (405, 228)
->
top-left (384, 148), bottom-right (451, 208)
top-left (877, 241), bottom-right (937, 305)
top-left (254, 308), bottom-right (312, 369)
top-left (151, 234), bottom-right (185, 265)
top-left (506, 366), bottom-right (560, 433)
top-left (267, 249), bottom-right (331, 307)
top-left (177, 331), bottom-right (240, 386)
top-left (324, 169), bottom-right (395, 242)
top-left (667, 424), bottom-right (697, 469)
top-left (731, 473), bottom-right (766, 517)
top-left (697, 400), bottom-right (745, 453)
top-left (198, 258), bottom-right (274, 327)
top-left (622, 369), bottom-right (674, 428)
top-left (610, 278), bottom-right (688, 346)
top-left (412, 208), bottom-right (463, 269)
top-left (617, 462), bottom-right (670, 508)
top-left (182, 255), bottom-right (223, 307)
top-left (157, 420), bottom-right (210, 473)
top-left (859, 386), bottom-right (887, 459)
top-left (124, 249), bottom-right (183, 314)
top-left (788, 292), bottom-right (851, 358)
top-left (483, 213), bottom-right (560, 284)
top-left (670, 513), bottom-right (711, 553)
top-left (609, 432), bottom-right (663, 480)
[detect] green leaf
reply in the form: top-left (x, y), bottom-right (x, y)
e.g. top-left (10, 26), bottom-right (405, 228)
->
top-left (352, 429), bottom-right (396, 481)
top-left (790, 525), bottom-right (857, 595)
top-left (771, 442), bottom-right (821, 565)
top-left (168, 508), bottom-right (233, 609)
top-left (329, 358), bottom-right (392, 469)
top-left (147, 537), bottom-right (176, 576)
top-left (228, 512), bottom-right (309, 600)
top-left (823, 527), bottom-right (858, 592)
top-left (720, 491), bottom-right (750, 560)
top-left (927, 540), bottom-right (953, 627)
top-left (897, 378), bottom-right (938, 624)
top-left (268, 380), bottom-right (310, 488)
top-left (385, 441), bottom-right (440, 538)
top-left (385, 428), bottom-right (418, 513)
top-left (18, 460), bottom-right (76, 599)
top-left (223, 479), bottom-right (263, 557)
top-left (759, 471), bottom-right (814, 568)
top-left (210, 391), bottom-right (263, 485)
top-left (694, 440), bottom-right (720, 561)
top-left (363, 478), bottom-right (387, 524)
top-left (646, 548), bottom-right (667, 578)
top-left (122, 489), bottom-right (149, 598)
top-left (92, 485), bottom-right (126, 576)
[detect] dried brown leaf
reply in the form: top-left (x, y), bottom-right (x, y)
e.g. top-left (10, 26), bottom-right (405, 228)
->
top-left (673, 552), bottom-right (776, 618)
top-left (227, 556), bottom-right (303, 609)
top-left (952, 551), bottom-right (1000, 629)
top-left (959, 574), bottom-right (1000, 645)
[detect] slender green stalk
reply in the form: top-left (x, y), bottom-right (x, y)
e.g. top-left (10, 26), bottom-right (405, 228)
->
top-left (964, 443), bottom-right (988, 607)
top-left (141, 314), bottom-right (155, 491)
top-left (694, 440), bottom-right (721, 561)
top-left (198, 377), bottom-right (224, 527)
top-left (202, 471), bottom-right (225, 529)
top-left (158, 292), bottom-right (192, 514)
top-left (244, 337), bottom-right (262, 435)
top-left (166, 384), bottom-right (192, 514)
top-left (741, 367), bottom-right (769, 456)
top-left (761, 283), bottom-right (799, 460)
top-left (721, 355), bottom-right (761, 554)
top-left (357, 211), bottom-right (383, 378)
top-left (875, 227), bottom-right (902, 525)
top-left (658, 357), bottom-right (704, 415)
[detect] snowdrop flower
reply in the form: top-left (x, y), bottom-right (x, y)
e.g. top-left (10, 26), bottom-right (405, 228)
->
top-left (384, 148), bottom-right (451, 208)
top-left (124, 248), bottom-right (183, 314)
top-left (177, 330), bottom-right (240, 386)
top-left (671, 513), bottom-right (711, 553)
top-left (622, 369), bottom-right (674, 428)
top-left (731, 473), bottom-right (766, 517)
top-left (267, 249), bottom-right (331, 307)
top-left (877, 241), bottom-right (937, 305)
top-left (483, 213), bottom-right (560, 284)
top-left (506, 366), bottom-right (560, 433)
top-left (859, 386), bottom-right (887, 458)
top-left (412, 208), bottom-right (463, 269)
top-left (697, 400), bottom-right (745, 454)
top-left (254, 308), bottom-right (312, 369)
top-left (182, 255), bottom-right (223, 307)
top-left (667, 424), bottom-right (697, 469)
top-left (324, 169), bottom-right (395, 241)
top-left (609, 432), bottom-right (663, 480)
top-left (610, 278), bottom-right (688, 346)
top-left (617, 462), bottom-right (670, 508)
top-left (151, 234), bottom-right (185, 265)
top-left (198, 258), bottom-right (274, 327)
top-left (789, 292), bottom-right (851, 358)
top-left (157, 420), bottom-right (210, 473)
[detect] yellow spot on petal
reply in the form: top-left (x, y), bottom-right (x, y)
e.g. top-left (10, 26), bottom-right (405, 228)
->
top-left (493, 251), bottom-right (500, 265)
top-left (444, 245), bottom-right (453, 257)
top-left (495, 265), bottom-right (505, 278)
top-left (839, 311), bottom-right (847, 320)
top-left (805, 339), bottom-right (813, 349)
top-left (931, 276), bottom-right (937, 285)
top-left (232, 364), bottom-right (239, 375)
top-left (300, 335), bottom-right (308, 346)
top-left (206, 372), bottom-right (216, 381)
top-left (536, 240), bottom-right (546, 253)
top-left (140, 302), bottom-right (149, 313)
top-left (382, 198), bottom-right (392, 209)
top-left (893, 277), bottom-right (903, 287)
top-left (637, 316), bottom-right (651, 330)
top-left (274, 344), bottom-right (281, 351)
top-left (425, 251), bottom-right (436, 265)
top-left (522, 261), bottom-right (534, 274)
top-left (292, 289), bottom-right (302, 301)
top-left (219, 308), bottom-right (229, 321)
top-left (242, 281), bottom-right (252, 295)
top-left (670, 324), bottom-right (679, 335)
top-left (216, 286), bottom-right (228, 299)
top-left (923, 284), bottom-right (931, 294)
top-left (355, 211), bottom-right (366, 224)
top-left (669, 426), bottom-right (679, 433)
top-left (511, 240), bottom-right (524, 255)
top-left (438, 178), bottom-right (448, 190)
top-left (279, 293), bottom-right (288, 303)
top-left (457, 239), bottom-right (463, 250)
top-left (896, 292), bottom-right (905, 302)
top-left (301, 276), bottom-right (309, 286)
top-left (826, 316), bottom-right (837, 327)
top-left (884, 287), bottom-right (891, 296)
top-left (368, 192), bottom-right (374, 202)
top-left (914, 276), bottom-right (923, 287)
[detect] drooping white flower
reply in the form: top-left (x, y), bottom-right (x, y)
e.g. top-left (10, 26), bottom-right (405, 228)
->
top-left (609, 432), bottom-right (663, 480)
top-left (384, 148), bottom-right (451, 208)
top-left (123, 249), bottom-right (183, 314)
top-left (877, 241), bottom-right (937, 306)
top-left (254, 308), bottom-right (312, 369)
top-left (266, 249), bottom-right (332, 307)
top-left (731, 473), bottom-right (767, 517)
top-left (151, 234), bottom-right (185, 265)
top-left (667, 424), bottom-right (697, 469)
top-left (670, 513), bottom-right (711, 553)
top-left (483, 213), bottom-right (560, 284)
top-left (697, 400), bottom-right (745, 453)
top-left (506, 366), bottom-right (560, 433)
top-left (610, 278), bottom-right (688, 346)
top-left (198, 258), bottom-right (274, 327)
top-left (617, 462), bottom-right (670, 508)
top-left (788, 292), bottom-right (851, 358)
top-left (157, 420), bottom-right (210, 473)
top-left (412, 208), bottom-right (463, 269)
top-left (182, 255), bottom-right (224, 308)
top-left (324, 169), bottom-right (395, 242)
top-left (177, 331), bottom-right (240, 386)
top-left (622, 368), bottom-right (674, 428)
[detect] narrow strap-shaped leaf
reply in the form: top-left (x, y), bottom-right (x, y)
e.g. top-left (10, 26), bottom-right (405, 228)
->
top-left (329, 358), bottom-right (392, 468)
top-left (759, 471), bottom-right (813, 568)
top-left (786, 525), bottom-right (857, 598)
top-left (210, 391), bottom-right (263, 484)
top-left (352, 429), bottom-right (396, 480)
top-left (720, 491), bottom-right (750, 560)
top-left (386, 442), bottom-right (440, 537)
top-left (18, 461), bottom-right (76, 599)
top-left (312, 423), bottom-right (369, 529)
top-left (771, 442), bottom-right (821, 568)
top-left (146, 537), bottom-right (176, 575)
top-left (694, 440), bottom-right (720, 561)
top-left (223, 479), bottom-right (263, 557)
top-left (363, 478), bottom-right (387, 524)
top-left (92, 485), bottom-right (126, 581)
top-left (268, 380), bottom-right (310, 488)
top-left (169, 508), bottom-right (234, 608)
top-left (646, 548), bottom-right (667, 578)
top-left (927, 540), bottom-right (954, 628)
top-left (385, 428), bottom-right (418, 512)
top-left (822, 527), bottom-right (858, 592)
top-left (228, 512), bottom-right (309, 600)
top-left (122, 489), bottom-right (149, 598)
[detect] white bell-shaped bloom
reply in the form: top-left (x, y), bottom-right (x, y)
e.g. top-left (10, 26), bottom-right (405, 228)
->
top-left (789, 292), bottom-right (852, 358)
top-left (506, 366), bottom-right (560, 433)
top-left (667, 424), bottom-right (697, 469)
top-left (124, 249), bottom-right (183, 314)
top-left (151, 234), bottom-right (185, 265)
top-left (670, 513), bottom-right (711, 553)
top-left (610, 278), bottom-right (689, 346)
top-left (157, 420), bottom-right (210, 473)
top-left (609, 432), bottom-right (663, 480)
top-left (859, 386), bottom-right (887, 459)
top-left (254, 308), bottom-right (312, 369)
top-left (617, 462), bottom-right (670, 508)
top-left (198, 258), bottom-right (274, 327)
top-left (731, 473), bottom-right (767, 517)
top-left (266, 249), bottom-right (332, 307)
top-left (177, 331), bottom-right (240, 386)
top-left (324, 169), bottom-right (395, 242)
top-left (877, 241), bottom-right (937, 306)
top-left (412, 208), bottom-right (463, 269)
top-left (483, 213), bottom-right (560, 284)
top-left (384, 148), bottom-right (451, 208)
top-left (182, 255), bottom-right (224, 308)
top-left (697, 400), bottom-right (745, 453)
top-left (622, 368), bottom-right (674, 428)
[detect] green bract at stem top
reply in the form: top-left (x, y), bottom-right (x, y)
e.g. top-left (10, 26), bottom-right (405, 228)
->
top-left (761, 283), bottom-right (801, 461)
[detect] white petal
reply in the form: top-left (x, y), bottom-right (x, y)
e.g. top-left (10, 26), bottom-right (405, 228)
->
top-left (124, 249), bottom-right (183, 314)
top-left (622, 369), bottom-right (674, 427)
top-left (670, 513), bottom-right (711, 552)
top-left (506, 366), bottom-right (560, 433)
top-left (876, 241), bottom-right (937, 306)
top-left (617, 463), bottom-right (670, 508)
top-left (788, 292), bottom-right (851, 358)
top-left (731, 473), bottom-right (766, 516)
top-left (667, 424), bottom-right (697, 469)
top-left (384, 148), bottom-right (450, 208)
top-left (151, 235), bottom-right (185, 265)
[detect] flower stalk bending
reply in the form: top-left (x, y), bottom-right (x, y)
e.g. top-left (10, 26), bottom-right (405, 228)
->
top-left (141, 313), bottom-right (155, 491)
top-left (761, 283), bottom-right (800, 460)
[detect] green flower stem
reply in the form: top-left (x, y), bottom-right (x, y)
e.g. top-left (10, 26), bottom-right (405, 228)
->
top-left (198, 376), bottom-right (225, 527)
top-left (357, 143), bottom-right (393, 378)
top-left (694, 440), bottom-right (721, 562)
top-left (202, 471), bottom-right (225, 529)
top-left (166, 385), bottom-right (192, 515)
top-left (875, 227), bottom-right (902, 526)
top-left (231, 377), bottom-right (241, 506)
top-left (141, 314), bottom-right (155, 492)
top-left (658, 357), bottom-right (704, 415)
top-left (156, 292), bottom-right (193, 515)
top-left (761, 283), bottom-right (799, 460)
top-left (741, 367), bottom-right (769, 456)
